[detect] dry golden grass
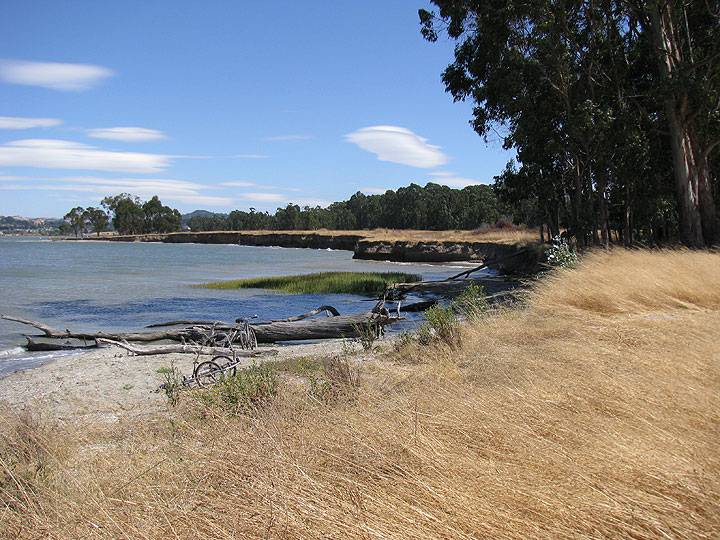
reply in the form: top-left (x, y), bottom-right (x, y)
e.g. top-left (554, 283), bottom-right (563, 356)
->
top-left (151, 227), bottom-right (539, 244)
top-left (2, 249), bottom-right (719, 539)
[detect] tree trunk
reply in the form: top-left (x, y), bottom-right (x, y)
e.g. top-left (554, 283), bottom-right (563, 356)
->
top-left (647, 0), bottom-right (714, 246)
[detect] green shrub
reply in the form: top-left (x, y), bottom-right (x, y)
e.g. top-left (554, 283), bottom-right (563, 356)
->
top-left (421, 304), bottom-right (462, 348)
top-left (353, 321), bottom-right (379, 351)
top-left (452, 284), bottom-right (488, 321)
top-left (194, 362), bottom-right (278, 415)
top-left (547, 236), bottom-right (578, 268)
top-left (157, 363), bottom-right (183, 406)
top-left (309, 356), bottom-right (359, 403)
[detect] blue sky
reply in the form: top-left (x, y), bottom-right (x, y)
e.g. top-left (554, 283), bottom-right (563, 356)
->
top-left (0, 1), bottom-right (511, 217)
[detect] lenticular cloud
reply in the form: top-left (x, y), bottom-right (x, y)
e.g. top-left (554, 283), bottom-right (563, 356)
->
top-left (345, 125), bottom-right (447, 168)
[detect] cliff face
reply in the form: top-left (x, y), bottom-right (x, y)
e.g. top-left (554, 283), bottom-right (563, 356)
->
top-left (72, 231), bottom-right (544, 273)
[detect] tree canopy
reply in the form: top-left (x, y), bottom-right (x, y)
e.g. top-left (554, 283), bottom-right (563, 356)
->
top-left (420, 0), bottom-right (719, 246)
top-left (187, 183), bottom-right (509, 232)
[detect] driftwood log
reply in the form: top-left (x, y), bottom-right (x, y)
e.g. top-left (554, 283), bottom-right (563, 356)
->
top-left (2, 304), bottom-right (399, 351)
top-left (96, 338), bottom-right (278, 357)
top-left (384, 276), bottom-right (521, 301)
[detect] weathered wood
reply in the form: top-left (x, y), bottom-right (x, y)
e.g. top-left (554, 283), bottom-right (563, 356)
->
top-left (96, 338), bottom-right (278, 357)
top-left (252, 312), bottom-right (399, 343)
top-left (385, 276), bottom-right (519, 300)
top-left (2, 314), bottom-right (193, 342)
top-left (25, 336), bottom-right (100, 352)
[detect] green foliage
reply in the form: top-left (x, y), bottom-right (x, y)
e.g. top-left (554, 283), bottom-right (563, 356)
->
top-left (187, 183), bottom-right (505, 232)
top-left (142, 196), bottom-right (181, 233)
top-left (421, 1), bottom-right (720, 247)
top-left (157, 364), bottom-right (183, 406)
top-left (193, 362), bottom-right (278, 415)
top-left (352, 321), bottom-right (379, 351)
top-left (308, 356), bottom-right (359, 404)
top-left (546, 236), bottom-right (579, 269)
top-left (198, 271), bottom-right (420, 296)
top-left (420, 304), bottom-right (461, 348)
top-left (97, 193), bottom-right (180, 235)
top-left (416, 285), bottom-right (488, 348)
top-left (63, 206), bottom-right (86, 238)
top-left (82, 207), bottom-right (109, 236)
top-left (452, 284), bottom-right (488, 321)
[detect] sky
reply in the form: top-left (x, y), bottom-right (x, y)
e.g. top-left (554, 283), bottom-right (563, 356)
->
top-left (0, 1), bottom-right (511, 217)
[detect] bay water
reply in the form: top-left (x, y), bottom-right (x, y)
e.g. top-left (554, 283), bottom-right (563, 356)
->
top-left (0, 237), bottom-right (476, 377)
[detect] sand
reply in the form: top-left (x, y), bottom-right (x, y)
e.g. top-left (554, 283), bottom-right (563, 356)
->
top-left (0, 340), bottom-right (358, 422)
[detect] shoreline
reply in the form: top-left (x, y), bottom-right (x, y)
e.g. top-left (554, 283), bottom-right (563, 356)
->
top-left (62, 229), bottom-right (544, 268)
top-left (0, 339), bottom-right (365, 421)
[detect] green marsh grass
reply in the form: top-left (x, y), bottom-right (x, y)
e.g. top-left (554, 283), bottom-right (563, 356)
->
top-left (197, 271), bottom-right (420, 296)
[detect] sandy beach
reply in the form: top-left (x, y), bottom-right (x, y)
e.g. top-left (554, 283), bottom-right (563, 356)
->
top-left (0, 340), bottom-right (358, 421)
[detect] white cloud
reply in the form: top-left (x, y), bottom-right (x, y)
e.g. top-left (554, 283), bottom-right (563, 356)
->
top-left (220, 181), bottom-right (258, 188)
top-left (87, 127), bottom-right (165, 142)
top-left (295, 198), bottom-right (331, 207)
top-left (0, 60), bottom-right (114, 91)
top-left (263, 135), bottom-right (312, 142)
top-left (0, 139), bottom-right (170, 173)
top-left (360, 186), bottom-right (390, 195)
top-left (1, 175), bottom-right (233, 207)
top-left (428, 171), bottom-right (485, 188)
top-left (0, 116), bottom-right (62, 129)
top-left (239, 192), bottom-right (287, 203)
top-left (345, 125), bottom-right (447, 168)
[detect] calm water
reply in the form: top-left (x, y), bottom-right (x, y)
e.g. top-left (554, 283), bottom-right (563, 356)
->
top-left (0, 237), bottom-right (475, 376)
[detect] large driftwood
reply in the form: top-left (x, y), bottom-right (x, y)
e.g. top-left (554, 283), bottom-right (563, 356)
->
top-left (96, 338), bottom-right (277, 357)
top-left (385, 276), bottom-right (519, 300)
top-left (3, 306), bottom-right (398, 347)
top-left (252, 312), bottom-right (398, 343)
top-left (25, 336), bottom-right (100, 352)
top-left (1, 315), bottom-right (194, 342)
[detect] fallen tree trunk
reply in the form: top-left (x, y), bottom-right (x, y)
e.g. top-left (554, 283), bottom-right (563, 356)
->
top-left (4, 307), bottom-right (399, 347)
top-left (385, 276), bottom-right (520, 300)
top-left (26, 336), bottom-right (101, 352)
top-left (252, 312), bottom-right (399, 343)
top-left (2, 315), bottom-right (193, 342)
top-left (96, 338), bottom-right (278, 357)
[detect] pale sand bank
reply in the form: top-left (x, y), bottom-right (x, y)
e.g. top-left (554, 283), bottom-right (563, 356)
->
top-left (0, 340), bottom-right (357, 421)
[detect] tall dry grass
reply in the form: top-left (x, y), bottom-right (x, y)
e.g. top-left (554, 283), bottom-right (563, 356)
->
top-left (180, 227), bottom-right (539, 244)
top-left (1, 249), bottom-right (719, 539)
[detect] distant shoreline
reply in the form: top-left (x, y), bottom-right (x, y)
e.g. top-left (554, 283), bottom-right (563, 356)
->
top-left (60, 228), bottom-right (543, 268)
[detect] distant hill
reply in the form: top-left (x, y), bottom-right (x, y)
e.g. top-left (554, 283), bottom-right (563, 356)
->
top-left (180, 210), bottom-right (226, 227)
top-left (0, 215), bottom-right (63, 234)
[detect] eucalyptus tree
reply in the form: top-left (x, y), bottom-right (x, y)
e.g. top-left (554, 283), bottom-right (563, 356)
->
top-left (82, 207), bottom-right (109, 236)
top-left (420, 0), bottom-right (719, 246)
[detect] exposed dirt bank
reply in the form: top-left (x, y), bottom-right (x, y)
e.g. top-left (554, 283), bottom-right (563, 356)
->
top-left (65, 230), bottom-right (545, 271)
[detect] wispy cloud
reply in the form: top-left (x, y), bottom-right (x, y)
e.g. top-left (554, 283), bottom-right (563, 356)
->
top-left (263, 134), bottom-right (312, 142)
top-left (0, 59), bottom-right (114, 91)
top-left (1, 176), bottom-right (233, 206)
top-left (295, 198), bottom-right (331, 207)
top-left (360, 186), bottom-right (390, 195)
top-left (428, 171), bottom-right (485, 188)
top-left (232, 153), bottom-right (270, 159)
top-left (345, 125), bottom-right (447, 168)
top-left (220, 181), bottom-right (258, 188)
top-left (0, 116), bottom-right (62, 130)
top-left (239, 192), bottom-right (287, 203)
top-left (87, 127), bottom-right (165, 142)
top-left (0, 139), bottom-right (170, 173)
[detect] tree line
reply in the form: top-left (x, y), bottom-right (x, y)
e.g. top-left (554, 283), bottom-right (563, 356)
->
top-left (420, 0), bottom-right (719, 247)
top-left (187, 183), bottom-right (509, 231)
top-left (62, 194), bottom-right (181, 237)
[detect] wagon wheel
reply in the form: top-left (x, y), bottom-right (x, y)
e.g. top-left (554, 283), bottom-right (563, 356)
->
top-left (211, 355), bottom-right (237, 377)
top-left (193, 360), bottom-right (225, 387)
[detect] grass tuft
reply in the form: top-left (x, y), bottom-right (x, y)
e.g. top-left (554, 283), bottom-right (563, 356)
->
top-left (197, 271), bottom-right (420, 296)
